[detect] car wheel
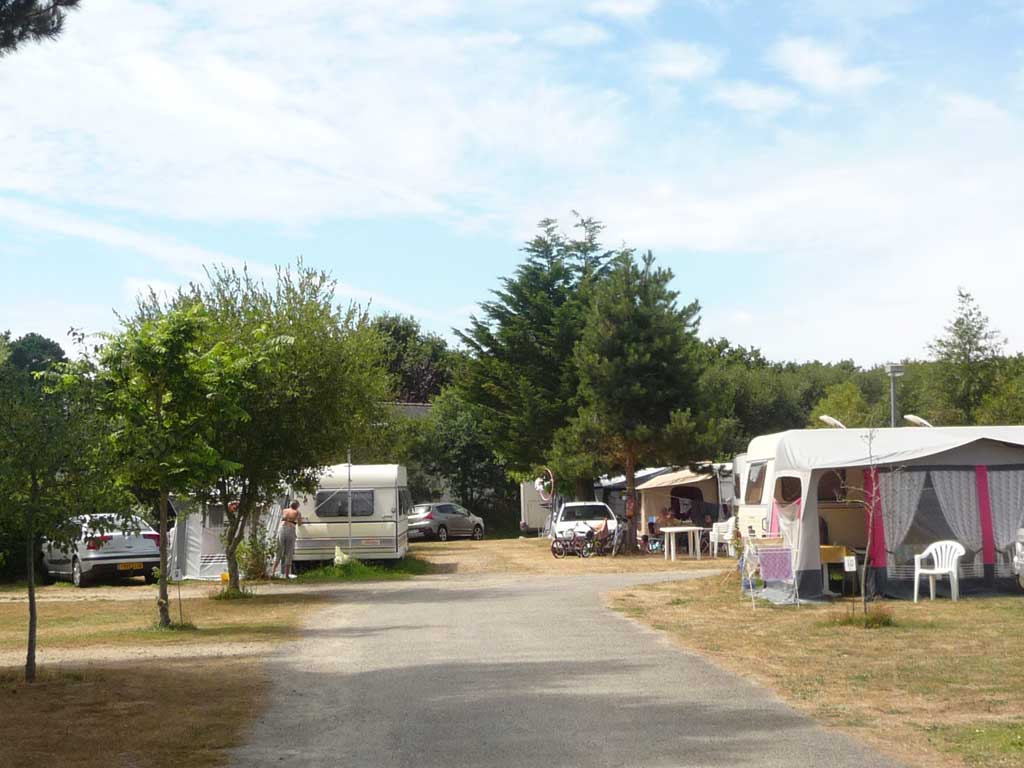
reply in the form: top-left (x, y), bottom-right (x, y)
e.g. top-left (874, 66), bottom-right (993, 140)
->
top-left (39, 566), bottom-right (56, 586)
top-left (472, 525), bottom-right (484, 541)
top-left (437, 526), bottom-right (449, 542)
top-left (71, 558), bottom-right (89, 588)
top-left (144, 567), bottom-right (158, 585)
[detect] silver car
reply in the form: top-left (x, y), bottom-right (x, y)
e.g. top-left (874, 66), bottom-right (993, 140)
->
top-left (408, 503), bottom-right (485, 542)
top-left (42, 514), bottom-right (161, 587)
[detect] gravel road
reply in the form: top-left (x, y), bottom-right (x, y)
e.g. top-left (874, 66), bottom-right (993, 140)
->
top-left (230, 571), bottom-right (902, 768)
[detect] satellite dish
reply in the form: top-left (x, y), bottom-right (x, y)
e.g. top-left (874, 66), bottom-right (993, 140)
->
top-left (818, 415), bottom-right (847, 429)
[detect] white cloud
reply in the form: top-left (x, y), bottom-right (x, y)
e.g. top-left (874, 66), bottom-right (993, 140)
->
top-left (587, 0), bottom-right (659, 19)
top-left (516, 91), bottom-right (1024, 364)
top-left (709, 81), bottom-right (800, 114)
top-left (768, 36), bottom-right (887, 93)
top-left (646, 41), bottom-right (722, 81)
top-left (0, 0), bottom-right (625, 225)
top-left (540, 22), bottom-right (610, 47)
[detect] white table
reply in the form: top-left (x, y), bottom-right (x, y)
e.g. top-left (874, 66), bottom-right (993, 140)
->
top-left (660, 526), bottom-right (705, 561)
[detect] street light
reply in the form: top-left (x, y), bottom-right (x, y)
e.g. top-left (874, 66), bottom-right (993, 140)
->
top-left (819, 415), bottom-right (848, 429)
top-left (904, 414), bottom-right (934, 428)
top-left (885, 363), bottom-right (905, 428)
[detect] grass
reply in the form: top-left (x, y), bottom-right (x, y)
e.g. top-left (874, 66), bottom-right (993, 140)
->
top-left (0, 587), bottom-right (337, 767)
top-left (411, 537), bottom-right (732, 575)
top-left (0, 591), bottom-right (327, 652)
top-left (610, 572), bottom-right (1024, 768)
top-left (295, 554), bottom-right (431, 582)
top-left (0, 659), bottom-right (266, 768)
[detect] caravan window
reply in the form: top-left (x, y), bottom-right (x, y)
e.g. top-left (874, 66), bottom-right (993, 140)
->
top-left (398, 488), bottom-right (413, 516)
top-left (315, 490), bottom-right (375, 517)
top-left (745, 463), bottom-right (767, 504)
top-left (817, 470), bottom-right (847, 502)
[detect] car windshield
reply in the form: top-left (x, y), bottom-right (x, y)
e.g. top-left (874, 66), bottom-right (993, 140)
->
top-left (560, 505), bottom-right (612, 522)
top-left (412, 505), bottom-right (432, 515)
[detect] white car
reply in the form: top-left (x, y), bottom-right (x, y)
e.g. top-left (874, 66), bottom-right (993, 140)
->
top-left (41, 514), bottom-right (161, 587)
top-left (550, 501), bottom-right (619, 539)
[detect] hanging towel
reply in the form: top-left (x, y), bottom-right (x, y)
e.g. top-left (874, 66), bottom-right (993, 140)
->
top-left (758, 548), bottom-right (793, 581)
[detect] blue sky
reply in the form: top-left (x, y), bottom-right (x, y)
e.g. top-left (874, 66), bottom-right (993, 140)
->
top-left (2, 0), bottom-right (1023, 363)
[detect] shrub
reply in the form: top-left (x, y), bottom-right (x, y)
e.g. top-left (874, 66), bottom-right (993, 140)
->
top-left (237, 527), bottom-right (275, 581)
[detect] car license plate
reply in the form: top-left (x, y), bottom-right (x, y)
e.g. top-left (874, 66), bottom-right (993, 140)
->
top-left (117, 562), bottom-right (144, 571)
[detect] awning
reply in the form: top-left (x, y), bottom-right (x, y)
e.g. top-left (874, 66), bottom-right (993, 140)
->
top-left (637, 469), bottom-right (713, 491)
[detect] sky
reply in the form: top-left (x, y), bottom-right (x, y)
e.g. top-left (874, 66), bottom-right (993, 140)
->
top-left (2, 0), bottom-right (1023, 364)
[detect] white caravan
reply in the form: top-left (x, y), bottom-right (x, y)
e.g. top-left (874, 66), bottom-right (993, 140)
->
top-left (733, 434), bottom-right (785, 538)
top-left (295, 464), bottom-right (412, 562)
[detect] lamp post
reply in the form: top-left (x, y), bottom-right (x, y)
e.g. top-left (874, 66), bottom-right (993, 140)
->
top-left (885, 363), bottom-right (904, 427)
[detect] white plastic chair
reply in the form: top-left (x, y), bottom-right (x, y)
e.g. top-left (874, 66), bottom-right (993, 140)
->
top-left (913, 541), bottom-right (966, 603)
top-left (710, 516), bottom-right (737, 557)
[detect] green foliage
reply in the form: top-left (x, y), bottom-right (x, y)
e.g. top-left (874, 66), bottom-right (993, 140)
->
top-left (928, 289), bottom-right (1005, 424)
top-left (976, 355), bottom-right (1024, 425)
top-left (419, 388), bottom-right (516, 510)
top-left (211, 585), bottom-right (255, 600)
top-left (808, 381), bottom-right (879, 428)
top-left (186, 262), bottom-right (391, 591)
top-left (456, 216), bottom-right (612, 482)
top-left (0, 0), bottom-right (81, 57)
top-left (371, 313), bottom-right (455, 403)
top-left (568, 250), bottom-right (703, 471)
top-left (236, 528), bottom-right (275, 581)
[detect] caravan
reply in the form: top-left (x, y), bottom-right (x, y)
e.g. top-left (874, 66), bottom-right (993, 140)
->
top-left (295, 464), bottom-right (412, 562)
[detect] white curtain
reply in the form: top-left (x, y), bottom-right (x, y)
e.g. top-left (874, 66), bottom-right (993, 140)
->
top-left (878, 469), bottom-right (927, 569)
top-left (987, 468), bottom-right (1024, 554)
top-left (930, 469), bottom-right (982, 570)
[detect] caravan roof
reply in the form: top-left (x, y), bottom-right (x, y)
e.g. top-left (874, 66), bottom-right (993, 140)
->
top-left (767, 427), bottom-right (1024, 474)
top-left (317, 464), bottom-right (406, 489)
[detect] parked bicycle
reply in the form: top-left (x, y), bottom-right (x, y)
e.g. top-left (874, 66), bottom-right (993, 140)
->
top-left (550, 527), bottom-right (594, 559)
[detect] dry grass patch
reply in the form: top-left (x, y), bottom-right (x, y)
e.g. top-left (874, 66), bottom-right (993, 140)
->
top-left (610, 573), bottom-right (1024, 768)
top-left (413, 537), bottom-right (730, 575)
top-left (0, 589), bottom-right (336, 767)
top-left (0, 591), bottom-right (329, 653)
top-left (0, 657), bottom-right (264, 768)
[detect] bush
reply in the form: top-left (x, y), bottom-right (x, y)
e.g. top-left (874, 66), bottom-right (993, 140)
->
top-left (236, 528), bottom-right (275, 581)
top-left (296, 557), bottom-right (429, 583)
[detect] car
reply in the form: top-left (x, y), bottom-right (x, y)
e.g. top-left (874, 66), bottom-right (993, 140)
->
top-left (408, 503), bottom-right (485, 542)
top-left (551, 501), bottom-right (619, 540)
top-left (41, 514), bottom-right (161, 587)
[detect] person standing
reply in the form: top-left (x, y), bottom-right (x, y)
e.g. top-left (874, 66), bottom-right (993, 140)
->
top-left (273, 501), bottom-right (304, 579)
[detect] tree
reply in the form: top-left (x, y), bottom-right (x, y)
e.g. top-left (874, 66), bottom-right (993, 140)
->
top-left (0, 0), bottom-right (81, 57)
top-left (371, 314), bottom-right (454, 403)
top-left (90, 297), bottom-right (233, 626)
top-left (457, 216), bottom-right (612, 497)
top-left (190, 264), bottom-right (390, 592)
top-left (421, 388), bottom-right (515, 511)
top-left (928, 289), bottom-right (1004, 424)
top-left (976, 355), bottom-right (1024, 424)
top-left (8, 331), bottom-right (67, 372)
top-left (568, 251), bottom-right (703, 552)
top-left (0, 334), bottom-right (125, 682)
top-left (809, 381), bottom-right (877, 428)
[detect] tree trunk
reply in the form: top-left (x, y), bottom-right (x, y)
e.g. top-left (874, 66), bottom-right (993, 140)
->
top-left (223, 495), bottom-right (247, 592)
top-left (24, 508), bottom-right (37, 684)
top-left (615, 452), bottom-right (639, 555)
top-left (574, 477), bottom-right (595, 501)
top-left (157, 489), bottom-right (171, 628)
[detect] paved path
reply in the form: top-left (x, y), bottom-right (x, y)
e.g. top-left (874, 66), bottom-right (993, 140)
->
top-left (231, 571), bottom-right (902, 768)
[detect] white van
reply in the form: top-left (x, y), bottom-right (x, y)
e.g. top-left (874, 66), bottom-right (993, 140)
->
top-left (294, 464), bottom-right (411, 562)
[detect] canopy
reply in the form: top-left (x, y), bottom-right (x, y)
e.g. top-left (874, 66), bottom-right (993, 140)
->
top-left (771, 427), bottom-right (1024, 474)
top-left (637, 468), bottom-right (712, 491)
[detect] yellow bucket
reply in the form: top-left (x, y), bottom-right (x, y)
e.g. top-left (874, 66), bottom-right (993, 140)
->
top-left (219, 572), bottom-right (230, 583)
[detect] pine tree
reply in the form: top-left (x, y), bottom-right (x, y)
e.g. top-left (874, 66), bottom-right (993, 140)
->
top-left (1, 1), bottom-right (81, 57)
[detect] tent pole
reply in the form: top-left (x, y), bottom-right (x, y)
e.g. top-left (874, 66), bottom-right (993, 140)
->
top-left (347, 448), bottom-right (353, 559)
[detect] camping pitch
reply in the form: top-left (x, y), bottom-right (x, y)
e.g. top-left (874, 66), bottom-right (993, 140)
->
top-left (735, 427), bottom-right (1024, 600)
